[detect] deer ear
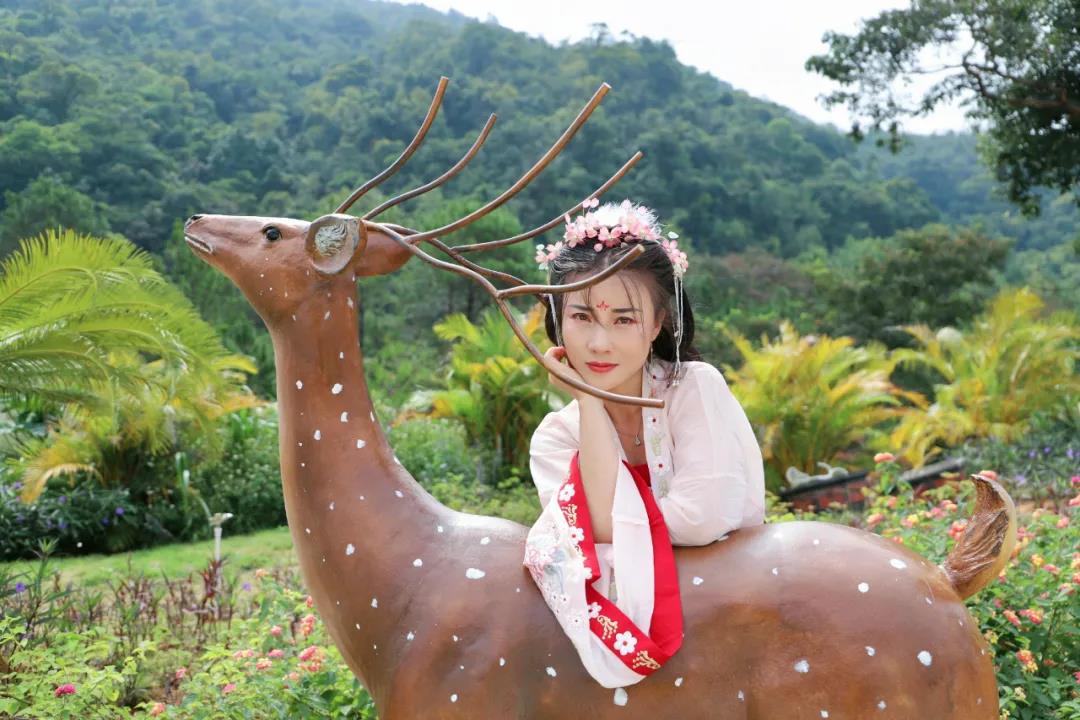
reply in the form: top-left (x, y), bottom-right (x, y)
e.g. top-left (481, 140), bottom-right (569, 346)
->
top-left (305, 214), bottom-right (365, 275)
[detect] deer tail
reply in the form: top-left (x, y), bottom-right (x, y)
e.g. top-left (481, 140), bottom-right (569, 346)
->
top-left (939, 473), bottom-right (1018, 600)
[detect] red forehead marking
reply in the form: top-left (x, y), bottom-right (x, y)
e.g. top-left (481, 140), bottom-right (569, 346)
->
top-left (595, 300), bottom-right (610, 311)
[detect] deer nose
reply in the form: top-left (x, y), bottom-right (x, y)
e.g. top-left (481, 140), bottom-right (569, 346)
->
top-left (185, 214), bottom-right (203, 228)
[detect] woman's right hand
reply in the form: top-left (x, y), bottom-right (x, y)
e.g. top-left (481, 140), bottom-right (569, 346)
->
top-left (542, 346), bottom-right (587, 402)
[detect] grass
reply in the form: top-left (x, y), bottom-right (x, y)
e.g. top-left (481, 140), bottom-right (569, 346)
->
top-left (0, 525), bottom-right (297, 588)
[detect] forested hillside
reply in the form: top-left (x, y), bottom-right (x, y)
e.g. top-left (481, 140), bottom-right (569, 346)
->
top-left (2, 0), bottom-right (1073, 259)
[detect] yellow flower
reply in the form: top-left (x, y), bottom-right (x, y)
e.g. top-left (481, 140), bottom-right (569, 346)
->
top-left (1014, 686), bottom-right (1027, 701)
top-left (1030, 554), bottom-right (1044, 568)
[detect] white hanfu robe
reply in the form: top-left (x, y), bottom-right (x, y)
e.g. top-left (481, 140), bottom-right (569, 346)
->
top-left (523, 358), bottom-right (766, 688)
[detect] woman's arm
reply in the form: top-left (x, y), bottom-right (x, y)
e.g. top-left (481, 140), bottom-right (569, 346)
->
top-left (577, 395), bottom-right (620, 543)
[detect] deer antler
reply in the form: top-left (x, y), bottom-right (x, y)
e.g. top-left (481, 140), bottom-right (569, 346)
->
top-left (347, 79), bottom-right (658, 407)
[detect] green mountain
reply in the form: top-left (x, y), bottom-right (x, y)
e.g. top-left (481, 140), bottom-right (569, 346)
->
top-left (3, 0), bottom-right (1072, 260)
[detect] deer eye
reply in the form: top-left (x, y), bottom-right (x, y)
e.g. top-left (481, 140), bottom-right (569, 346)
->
top-left (264, 227), bottom-right (281, 242)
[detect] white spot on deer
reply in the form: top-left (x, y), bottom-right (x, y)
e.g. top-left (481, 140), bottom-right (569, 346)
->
top-left (295, 380), bottom-right (303, 390)
top-left (300, 462), bottom-right (305, 468)
top-left (406, 631), bottom-right (414, 641)
top-left (340, 412), bottom-right (348, 423)
top-left (917, 650), bottom-right (932, 666)
top-left (347, 297), bottom-right (354, 308)
top-left (359, 495), bottom-right (365, 501)
top-left (313, 430), bottom-right (321, 441)
top-left (890, 558), bottom-right (907, 570)
top-left (370, 411), bottom-right (375, 421)
top-left (925, 597), bottom-right (934, 605)
top-left (413, 558), bottom-right (423, 567)
top-left (812, 538), bottom-right (820, 545)
top-left (692, 576), bottom-right (703, 586)
top-left (958, 619), bottom-right (965, 627)
top-left (821, 712), bottom-right (829, 718)
top-left (866, 646), bottom-right (876, 656)
top-left (345, 543), bottom-right (354, 556)
top-left (450, 694), bottom-right (458, 703)
top-left (394, 490), bottom-right (404, 498)
top-left (858, 582), bottom-right (870, 593)
top-left (259, 273), bottom-right (264, 278)
top-left (794, 659), bottom-right (810, 673)
top-left (437, 525), bottom-right (444, 533)
top-left (339, 351), bottom-right (344, 359)
top-left (371, 597), bottom-right (378, 608)
top-left (355, 623), bottom-right (360, 630)
top-left (674, 677), bottom-right (683, 687)
top-left (771, 567), bottom-right (779, 576)
top-left (499, 657), bottom-right (506, 667)
top-left (292, 314), bottom-right (297, 322)
top-left (613, 687), bottom-right (627, 705)
top-left (297, 441), bottom-right (303, 447)
top-left (878, 700), bottom-right (887, 710)
top-left (465, 568), bottom-right (486, 580)
top-left (356, 439), bottom-right (366, 449)
top-left (452, 635), bottom-right (459, 642)
top-left (305, 528), bottom-right (310, 534)
top-left (546, 667), bottom-right (557, 677)
top-left (331, 383), bottom-right (343, 394)
top-left (480, 536), bottom-right (490, 545)
top-left (323, 310), bottom-right (331, 320)
top-left (329, 501), bottom-right (335, 510)
top-left (738, 690), bottom-right (745, 701)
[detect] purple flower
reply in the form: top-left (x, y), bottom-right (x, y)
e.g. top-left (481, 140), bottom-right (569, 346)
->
top-left (14, 582), bottom-right (26, 594)
top-left (1015, 474), bottom-right (1028, 486)
top-left (242, 582), bottom-right (251, 591)
top-left (58, 495), bottom-right (67, 504)
top-left (1028, 449), bottom-right (1037, 458)
top-left (12, 482), bottom-right (21, 490)
top-left (115, 507), bottom-right (125, 516)
top-left (1068, 448), bottom-right (1075, 460)
top-left (1043, 446), bottom-right (1051, 454)
top-left (58, 520), bottom-right (67, 530)
top-left (101, 517), bottom-right (109, 526)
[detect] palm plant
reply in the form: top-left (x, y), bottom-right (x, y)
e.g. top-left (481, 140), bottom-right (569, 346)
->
top-left (888, 288), bottom-right (1080, 466)
top-left (0, 229), bottom-right (259, 501)
top-left (721, 320), bottom-right (922, 490)
top-left (403, 304), bottom-right (556, 479)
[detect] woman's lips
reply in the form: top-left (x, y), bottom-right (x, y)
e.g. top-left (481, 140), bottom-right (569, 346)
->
top-left (586, 362), bottom-right (617, 373)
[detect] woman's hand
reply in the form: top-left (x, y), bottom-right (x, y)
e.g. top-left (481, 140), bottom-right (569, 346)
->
top-left (542, 346), bottom-right (588, 403)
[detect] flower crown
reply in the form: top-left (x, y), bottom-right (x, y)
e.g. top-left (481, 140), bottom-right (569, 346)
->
top-left (534, 199), bottom-right (689, 277)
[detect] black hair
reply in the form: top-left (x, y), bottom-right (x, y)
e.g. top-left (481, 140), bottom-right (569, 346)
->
top-left (542, 240), bottom-right (701, 386)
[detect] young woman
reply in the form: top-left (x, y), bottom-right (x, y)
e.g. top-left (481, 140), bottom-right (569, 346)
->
top-left (523, 200), bottom-right (765, 689)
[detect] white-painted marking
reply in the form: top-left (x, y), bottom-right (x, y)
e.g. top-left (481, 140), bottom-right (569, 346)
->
top-left (465, 568), bottom-right (486, 579)
top-left (332, 383), bottom-right (343, 394)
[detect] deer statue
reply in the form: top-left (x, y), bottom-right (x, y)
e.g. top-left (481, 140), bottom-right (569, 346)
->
top-left (184, 78), bottom-right (1017, 718)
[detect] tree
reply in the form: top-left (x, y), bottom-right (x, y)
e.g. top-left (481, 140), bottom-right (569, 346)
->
top-left (0, 173), bottom-right (112, 256)
top-left (807, 0), bottom-right (1080, 215)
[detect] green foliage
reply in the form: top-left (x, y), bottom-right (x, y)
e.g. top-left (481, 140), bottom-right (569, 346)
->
top-left (807, 0), bottom-right (1080, 216)
top-left (889, 288), bottom-right (1080, 466)
top-left (817, 223), bottom-right (1013, 345)
top-left (0, 173), bottom-right (113, 256)
top-left (722, 321), bottom-right (922, 490)
top-left (413, 304), bottom-right (555, 478)
top-left (0, 229), bottom-right (260, 502)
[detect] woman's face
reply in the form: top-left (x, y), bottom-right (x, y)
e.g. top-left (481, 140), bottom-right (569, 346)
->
top-left (560, 273), bottom-right (664, 397)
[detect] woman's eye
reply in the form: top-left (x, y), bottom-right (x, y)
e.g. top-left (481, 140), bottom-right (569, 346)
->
top-left (571, 313), bottom-right (590, 321)
top-left (616, 317), bottom-right (634, 324)
top-left (264, 227), bottom-right (281, 242)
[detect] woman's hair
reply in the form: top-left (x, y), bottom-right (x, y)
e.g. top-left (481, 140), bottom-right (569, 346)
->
top-left (542, 240), bottom-right (701, 386)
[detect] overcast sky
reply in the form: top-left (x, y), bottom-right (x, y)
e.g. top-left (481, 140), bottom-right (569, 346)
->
top-left (388, 0), bottom-right (971, 135)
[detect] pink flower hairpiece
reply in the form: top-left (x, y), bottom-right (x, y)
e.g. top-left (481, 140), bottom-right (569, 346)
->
top-left (535, 199), bottom-right (688, 277)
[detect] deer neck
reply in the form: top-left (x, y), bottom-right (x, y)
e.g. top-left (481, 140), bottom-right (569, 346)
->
top-left (266, 278), bottom-right (448, 696)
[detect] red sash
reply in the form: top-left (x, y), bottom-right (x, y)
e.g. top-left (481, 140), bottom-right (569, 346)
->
top-left (557, 451), bottom-right (683, 677)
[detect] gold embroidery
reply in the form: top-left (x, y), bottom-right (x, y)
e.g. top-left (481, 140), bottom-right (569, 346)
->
top-left (631, 650), bottom-right (661, 670)
top-left (562, 503), bottom-right (578, 528)
top-left (597, 615), bottom-right (619, 640)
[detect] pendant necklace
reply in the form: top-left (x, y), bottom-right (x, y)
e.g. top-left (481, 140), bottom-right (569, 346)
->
top-left (612, 420), bottom-right (642, 446)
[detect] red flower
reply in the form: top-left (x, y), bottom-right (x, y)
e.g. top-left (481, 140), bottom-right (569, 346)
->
top-left (1002, 609), bottom-right (1022, 628)
top-left (54, 684), bottom-right (76, 697)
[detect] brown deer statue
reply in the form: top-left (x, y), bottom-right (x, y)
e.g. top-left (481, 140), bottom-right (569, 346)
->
top-left (184, 78), bottom-right (1017, 718)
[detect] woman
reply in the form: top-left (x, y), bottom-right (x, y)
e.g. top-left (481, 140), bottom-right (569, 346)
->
top-left (523, 199), bottom-right (765, 690)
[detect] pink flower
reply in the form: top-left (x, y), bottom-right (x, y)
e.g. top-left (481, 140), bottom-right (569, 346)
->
top-left (1018, 608), bottom-right (1043, 625)
top-left (873, 452), bottom-right (895, 464)
top-left (305, 595), bottom-right (314, 608)
top-left (1015, 649), bottom-right (1037, 673)
top-left (1068, 493), bottom-right (1080, 507)
top-left (298, 645), bottom-right (321, 662)
top-left (149, 702), bottom-right (166, 716)
top-left (1071, 475), bottom-right (1079, 487)
top-left (174, 667), bottom-right (187, 682)
top-left (1002, 609), bottom-right (1022, 628)
top-left (300, 614), bottom-right (316, 638)
top-left (268, 649), bottom-right (285, 659)
top-left (255, 659), bottom-right (272, 671)
top-left (222, 683), bottom-right (236, 695)
top-left (54, 684), bottom-right (76, 697)
top-left (1043, 564), bottom-right (1060, 575)
top-left (286, 671), bottom-right (300, 682)
top-left (269, 625), bottom-right (282, 637)
top-left (1058, 516), bottom-right (1070, 529)
top-left (948, 520), bottom-right (968, 541)
top-left (865, 512), bottom-right (885, 528)
top-left (890, 536), bottom-right (905, 544)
